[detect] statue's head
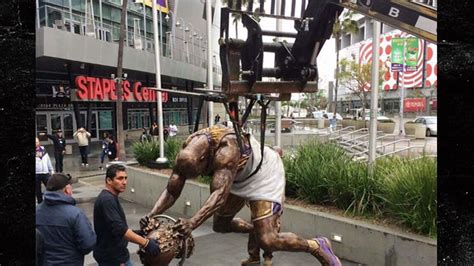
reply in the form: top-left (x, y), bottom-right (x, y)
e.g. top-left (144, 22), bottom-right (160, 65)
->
top-left (176, 134), bottom-right (212, 177)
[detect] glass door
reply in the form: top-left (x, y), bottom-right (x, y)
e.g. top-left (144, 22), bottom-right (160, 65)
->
top-left (36, 114), bottom-right (48, 142)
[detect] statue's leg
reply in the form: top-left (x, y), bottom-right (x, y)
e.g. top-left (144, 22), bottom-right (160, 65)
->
top-left (250, 201), bottom-right (342, 266)
top-left (212, 193), bottom-right (260, 265)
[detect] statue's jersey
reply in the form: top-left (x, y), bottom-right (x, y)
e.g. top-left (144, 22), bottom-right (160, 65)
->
top-left (231, 134), bottom-right (286, 206)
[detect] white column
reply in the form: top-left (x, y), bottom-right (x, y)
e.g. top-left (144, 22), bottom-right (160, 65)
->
top-left (152, 0), bottom-right (168, 163)
top-left (368, 21), bottom-right (380, 165)
top-left (275, 0), bottom-right (282, 146)
top-left (206, 0), bottom-right (214, 126)
top-left (69, 0), bottom-right (73, 33)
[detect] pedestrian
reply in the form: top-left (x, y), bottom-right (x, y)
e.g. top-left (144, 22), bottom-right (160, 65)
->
top-left (150, 122), bottom-right (159, 142)
top-left (99, 133), bottom-right (110, 170)
top-left (106, 135), bottom-right (119, 161)
top-left (40, 129), bottom-right (67, 173)
top-left (163, 127), bottom-right (169, 142)
top-left (93, 164), bottom-right (160, 265)
top-left (36, 137), bottom-right (54, 204)
top-left (36, 173), bottom-right (96, 265)
top-left (140, 128), bottom-right (149, 143)
top-left (214, 114), bottom-right (221, 124)
top-left (73, 127), bottom-right (91, 167)
top-left (168, 121), bottom-right (178, 138)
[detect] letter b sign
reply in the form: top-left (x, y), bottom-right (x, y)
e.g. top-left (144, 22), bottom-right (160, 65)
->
top-left (388, 7), bottom-right (400, 18)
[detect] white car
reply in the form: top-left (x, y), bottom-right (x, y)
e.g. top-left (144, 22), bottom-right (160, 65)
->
top-left (413, 116), bottom-right (437, 136)
top-left (312, 111), bottom-right (343, 120)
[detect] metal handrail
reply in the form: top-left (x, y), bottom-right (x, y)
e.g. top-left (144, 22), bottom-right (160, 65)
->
top-left (377, 139), bottom-right (411, 154)
top-left (375, 145), bottom-right (425, 160)
top-left (329, 127), bottom-right (368, 141)
top-left (327, 126), bottom-right (355, 138)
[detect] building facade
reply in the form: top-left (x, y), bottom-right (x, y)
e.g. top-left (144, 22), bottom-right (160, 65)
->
top-left (334, 8), bottom-right (437, 117)
top-left (36, 0), bottom-right (223, 145)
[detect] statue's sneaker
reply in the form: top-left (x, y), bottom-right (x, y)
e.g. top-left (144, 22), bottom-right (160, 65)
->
top-left (310, 237), bottom-right (342, 266)
top-left (241, 257), bottom-right (260, 266)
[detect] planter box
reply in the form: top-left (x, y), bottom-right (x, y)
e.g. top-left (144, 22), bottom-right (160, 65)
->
top-left (341, 119), bottom-right (367, 130)
top-left (405, 122), bottom-right (427, 139)
top-left (123, 166), bottom-right (436, 266)
top-left (377, 122), bottom-right (396, 134)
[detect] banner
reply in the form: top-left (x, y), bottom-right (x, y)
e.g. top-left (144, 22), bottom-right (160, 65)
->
top-left (404, 37), bottom-right (419, 72)
top-left (391, 38), bottom-right (404, 72)
top-left (404, 98), bottom-right (426, 112)
top-left (134, 0), bottom-right (169, 13)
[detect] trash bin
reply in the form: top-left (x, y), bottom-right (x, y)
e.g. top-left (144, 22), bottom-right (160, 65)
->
top-left (317, 119), bottom-right (324, 129)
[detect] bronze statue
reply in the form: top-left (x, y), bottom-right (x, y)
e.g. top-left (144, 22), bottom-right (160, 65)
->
top-left (140, 125), bottom-right (341, 266)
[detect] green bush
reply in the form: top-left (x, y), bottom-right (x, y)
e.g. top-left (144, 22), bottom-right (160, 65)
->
top-left (377, 156), bottom-right (437, 237)
top-left (133, 140), bottom-right (160, 165)
top-left (165, 138), bottom-right (184, 168)
top-left (283, 141), bottom-right (383, 216)
top-left (133, 138), bottom-right (184, 167)
top-left (284, 141), bottom-right (437, 237)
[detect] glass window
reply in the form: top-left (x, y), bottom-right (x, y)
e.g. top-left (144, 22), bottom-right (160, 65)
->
top-left (51, 114), bottom-right (62, 132)
top-left (64, 113), bottom-right (74, 139)
top-left (36, 114), bottom-right (48, 141)
top-left (91, 113), bottom-right (98, 139)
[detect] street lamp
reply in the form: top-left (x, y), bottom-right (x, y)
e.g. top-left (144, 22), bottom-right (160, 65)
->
top-left (198, 35), bottom-right (204, 66)
top-left (184, 24), bottom-right (191, 63)
top-left (175, 17), bottom-right (187, 62)
top-left (164, 10), bottom-right (176, 59)
top-left (186, 22), bottom-right (197, 64)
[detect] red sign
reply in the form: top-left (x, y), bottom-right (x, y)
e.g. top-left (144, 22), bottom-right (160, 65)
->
top-left (72, 76), bottom-right (168, 103)
top-left (404, 98), bottom-right (426, 112)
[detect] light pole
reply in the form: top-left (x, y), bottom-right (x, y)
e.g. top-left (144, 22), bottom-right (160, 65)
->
top-left (175, 17), bottom-right (187, 62)
top-left (186, 22), bottom-right (197, 64)
top-left (184, 24), bottom-right (191, 63)
top-left (164, 10), bottom-right (175, 59)
top-left (152, 0), bottom-right (167, 165)
top-left (198, 35), bottom-right (203, 66)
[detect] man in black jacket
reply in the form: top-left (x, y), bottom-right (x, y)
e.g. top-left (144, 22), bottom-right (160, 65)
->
top-left (41, 129), bottom-right (67, 173)
top-left (93, 164), bottom-right (160, 265)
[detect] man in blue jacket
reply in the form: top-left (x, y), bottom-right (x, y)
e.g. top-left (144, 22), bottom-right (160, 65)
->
top-left (36, 173), bottom-right (96, 265)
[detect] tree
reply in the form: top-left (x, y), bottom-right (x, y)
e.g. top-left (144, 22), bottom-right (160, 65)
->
top-left (338, 58), bottom-right (385, 119)
top-left (221, 0), bottom-right (262, 39)
top-left (332, 11), bottom-right (359, 116)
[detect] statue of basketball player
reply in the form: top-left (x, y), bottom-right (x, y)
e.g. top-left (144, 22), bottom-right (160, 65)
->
top-left (140, 125), bottom-right (341, 266)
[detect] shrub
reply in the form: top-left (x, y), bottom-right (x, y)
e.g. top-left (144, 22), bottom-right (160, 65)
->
top-left (133, 140), bottom-right (160, 165)
top-left (284, 140), bottom-right (383, 216)
top-left (165, 138), bottom-right (184, 168)
top-left (377, 156), bottom-right (437, 237)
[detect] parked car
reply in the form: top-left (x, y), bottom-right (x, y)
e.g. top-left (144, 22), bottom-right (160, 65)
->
top-left (413, 116), bottom-right (437, 136)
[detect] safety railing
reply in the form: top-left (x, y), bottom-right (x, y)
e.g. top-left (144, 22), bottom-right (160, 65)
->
top-left (329, 128), bottom-right (369, 141)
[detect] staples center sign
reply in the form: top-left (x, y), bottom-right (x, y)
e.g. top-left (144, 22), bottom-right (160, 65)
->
top-left (72, 76), bottom-right (168, 103)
